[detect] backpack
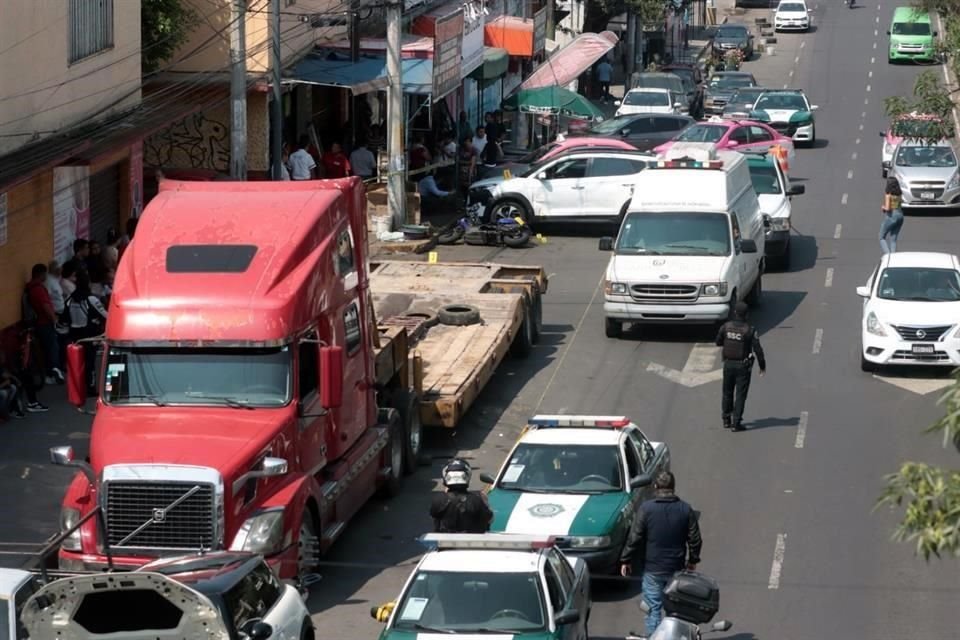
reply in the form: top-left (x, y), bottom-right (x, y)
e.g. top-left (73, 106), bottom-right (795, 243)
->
top-left (21, 285), bottom-right (38, 327)
top-left (438, 493), bottom-right (489, 533)
top-left (67, 293), bottom-right (105, 332)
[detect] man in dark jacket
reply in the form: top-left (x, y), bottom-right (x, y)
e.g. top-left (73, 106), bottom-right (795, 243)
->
top-left (429, 458), bottom-right (493, 533)
top-left (716, 301), bottom-right (766, 431)
top-left (619, 471), bottom-right (702, 638)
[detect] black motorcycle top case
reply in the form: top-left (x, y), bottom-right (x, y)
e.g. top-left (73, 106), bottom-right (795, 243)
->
top-left (662, 571), bottom-right (720, 624)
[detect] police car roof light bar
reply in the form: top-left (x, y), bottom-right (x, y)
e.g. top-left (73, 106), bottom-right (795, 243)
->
top-left (528, 415), bottom-right (631, 428)
top-left (419, 533), bottom-right (557, 551)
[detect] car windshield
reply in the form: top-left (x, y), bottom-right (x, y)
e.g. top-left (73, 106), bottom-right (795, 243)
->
top-left (519, 143), bottom-right (559, 164)
top-left (497, 443), bottom-right (623, 493)
top-left (730, 89), bottom-right (765, 105)
top-left (667, 69), bottom-right (695, 84)
top-left (103, 346), bottom-right (292, 407)
top-left (676, 124), bottom-right (727, 142)
top-left (624, 91), bottom-right (671, 106)
top-left (755, 94), bottom-right (808, 110)
top-left (637, 77), bottom-right (683, 92)
top-left (892, 22), bottom-right (931, 36)
top-left (779, 2), bottom-right (806, 11)
top-left (750, 164), bottom-right (783, 194)
top-left (895, 146), bottom-right (958, 167)
top-left (710, 75), bottom-right (755, 89)
top-left (590, 116), bottom-right (636, 135)
top-left (617, 212), bottom-right (732, 256)
top-left (393, 570), bottom-right (546, 633)
top-left (717, 26), bottom-right (748, 38)
top-left (876, 267), bottom-right (960, 301)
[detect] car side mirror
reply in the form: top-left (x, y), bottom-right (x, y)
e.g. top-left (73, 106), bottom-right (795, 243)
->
top-left (885, 30), bottom-right (891, 35)
top-left (241, 620), bottom-right (273, 640)
top-left (371, 602), bottom-right (396, 622)
top-left (856, 286), bottom-right (870, 298)
top-left (65, 343), bottom-right (88, 407)
top-left (49, 445), bottom-right (97, 485)
top-left (727, 140), bottom-right (739, 147)
top-left (740, 238), bottom-right (758, 253)
top-left (674, 102), bottom-right (683, 109)
top-left (599, 236), bottom-right (614, 251)
top-left (620, 128), bottom-right (630, 137)
top-left (933, 30), bottom-right (939, 37)
top-left (630, 473), bottom-right (653, 488)
top-left (762, 214), bottom-right (772, 228)
top-left (537, 172), bottom-right (548, 180)
top-left (554, 609), bottom-right (581, 625)
top-left (712, 620), bottom-right (733, 632)
top-left (479, 472), bottom-right (496, 484)
top-left (811, 105), bottom-right (819, 111)
top-left (787, 184), bottom-right (805, 195)
top-left (614, 99), bottom-right (622, 106)
top-left (878, 131), bottom-right (886, 137)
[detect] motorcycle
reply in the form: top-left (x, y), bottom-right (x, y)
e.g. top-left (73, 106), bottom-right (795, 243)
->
top-left (627, 571), bottom-right (732, 640)
top-left (437, 204), bottom-right (532, 249)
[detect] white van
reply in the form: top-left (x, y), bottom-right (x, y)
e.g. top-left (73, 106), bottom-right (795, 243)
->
top-left (600, 144), bottom-right (766, 338)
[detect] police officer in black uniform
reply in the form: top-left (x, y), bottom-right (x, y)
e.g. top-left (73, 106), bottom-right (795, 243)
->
top-left (715, 301), bottom-right (766, 431)
top-left (429, 458), bottom-right (493, 533)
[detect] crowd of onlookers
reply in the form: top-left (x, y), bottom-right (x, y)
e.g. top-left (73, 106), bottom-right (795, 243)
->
top-left (2, 219), bottom-right (137, 422)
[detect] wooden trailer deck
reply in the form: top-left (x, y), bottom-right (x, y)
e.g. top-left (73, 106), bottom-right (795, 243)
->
top-left (369, 261), bottom-right (548, 428)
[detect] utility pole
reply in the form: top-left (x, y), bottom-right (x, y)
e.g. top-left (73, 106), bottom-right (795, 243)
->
top-left (386, 0), bottom-right (406, 229)
top-left (349, 1), bottom-right (361, 149)
top-left (230, 0), bottom-right (248, 180)
top-left (626, 13), bottom-right (636, 78)
top-left (270, 0), bottom-right (283, 180)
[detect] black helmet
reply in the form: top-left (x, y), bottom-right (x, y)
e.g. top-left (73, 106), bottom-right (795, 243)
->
top-left (441, 458), bottom-right (472, 488)
top-left (733, 301), bottom-right (749, 319)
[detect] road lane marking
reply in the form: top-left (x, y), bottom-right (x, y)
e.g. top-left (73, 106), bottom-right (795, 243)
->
top-left (872, 375), bottom-right (954, 395)
top-left (812, 328), bottom-right (823, 354)
top-left (868, 70), bottom-right (873, 78)
top-left (859, 124), bottom-right (864, 131)
top-left (841, 193), bottom-right (849, 205)
top-left (864, 98), bottom-right (869, 104)
top-left (874, 29), bottom-right (878, 36)
top-left (847, 170), bottom-right (854, 179)
top-left (866, 84), bottom-right (871, 92)
top-left (875, 15), bottom-right (879, 23)
top-left (824, 268), bottom-right (834, 287)
top-left (801, 40), bottom-right (806, 48)
top-left (768, 534), bottom-right (788, 589)
top-left (783, 83), bottom-right (789, 89)
top-left (855, 138), bottom-right (861, 145)
top-left (789, 70), bottom-right (794, 77)
top-left (874, 42), bottom-right (878, 49)
top-left (795, 411), bottom-right (809, 448)
top-left (834, 223), bottom-right (842, 238)
top-left (646, 344), bottom-right (723, 387)
top-left (794, 55), bottom-right (800, 63)
top-left (861, 111), bottom-right (866, 118)
top-left (871, 56), bottom-right (875, 64)
top-left (852, 152), bottom-right (858, 160)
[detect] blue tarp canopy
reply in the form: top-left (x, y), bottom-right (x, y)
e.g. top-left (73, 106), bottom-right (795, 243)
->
top-left (287, 52), bottom-right (433, 95)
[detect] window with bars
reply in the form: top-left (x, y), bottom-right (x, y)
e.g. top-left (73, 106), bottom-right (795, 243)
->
top-left (69, 0), bottom-right (115, 63)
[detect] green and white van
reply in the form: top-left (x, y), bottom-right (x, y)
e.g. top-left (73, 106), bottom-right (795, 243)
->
top-left (887, 7), bottom-right (937, 63)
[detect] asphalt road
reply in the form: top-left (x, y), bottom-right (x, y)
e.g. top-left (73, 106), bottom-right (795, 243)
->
top-left (1, 1), bottom-right (958, 638)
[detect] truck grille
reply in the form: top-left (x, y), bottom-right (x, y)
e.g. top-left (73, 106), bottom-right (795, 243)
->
top-left (105, 481), bottom-right (216, 550)
top-left (630, 283), bottom-right (699, 302)
top-left (892, 325), bottom-right (952, 341)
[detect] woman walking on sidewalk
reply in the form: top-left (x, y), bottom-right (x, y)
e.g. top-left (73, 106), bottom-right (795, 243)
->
top-left (879, 177), bottom-right (904, 254)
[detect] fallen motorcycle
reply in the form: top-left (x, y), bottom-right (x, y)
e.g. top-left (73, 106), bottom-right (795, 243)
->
top-left (437, 208), bottom-right (532, 249)
top-left (627, 571), bottom-right (732, 640)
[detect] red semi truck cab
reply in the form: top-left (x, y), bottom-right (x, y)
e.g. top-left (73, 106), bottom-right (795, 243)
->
top-left (53, 177), bottom-right (415, 582)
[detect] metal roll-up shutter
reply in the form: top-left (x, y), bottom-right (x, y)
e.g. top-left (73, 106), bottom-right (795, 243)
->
top-left (89, 163), bottom-right (121, 244)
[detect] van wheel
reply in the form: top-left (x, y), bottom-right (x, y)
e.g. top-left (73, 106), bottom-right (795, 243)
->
top-left (605, 317), bottom-right (623, 339)
top-left (746, 275), bottom-right (763, 307)
top-left (394, 390), bottom-right (422, 475)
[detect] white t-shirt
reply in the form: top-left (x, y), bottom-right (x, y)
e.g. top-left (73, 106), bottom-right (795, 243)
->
top-left (288, 149), bottom-right (316, 180)
top-left (45, 275), bottom-right (65, 314)
top-left (472, 135), bottom-right (488, 156)
top-left (67, 294), bottom-right (108, 330)
top-left (350, 147), bottom-right (377, 177)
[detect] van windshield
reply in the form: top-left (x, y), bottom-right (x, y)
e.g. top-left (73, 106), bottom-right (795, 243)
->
top-left (892, 22), bottom-right (931, 36)
top-left (103, 346), bottom-right (292, 407)
top-left (617, 212), bottom-right (732, 256)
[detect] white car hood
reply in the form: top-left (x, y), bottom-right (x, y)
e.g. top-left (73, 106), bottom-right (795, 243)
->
top-left (22, 572), bottom-right (230, 640)
top-left (609, 254), bottom-right (728, 283)
top-left (866, 298), bottom-right (960, 327)
top-left (758, 193), bottom-right (790, 219)
top-left (777, 9), bottom-right (808, 18)
top-left (617, 105), bottom-right (673, 116)
top-left (758, 108), bottom-right (800, 123)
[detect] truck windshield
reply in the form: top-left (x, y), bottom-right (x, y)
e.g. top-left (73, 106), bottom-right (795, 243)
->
top-left (103, 346), bottom-right (292, 407)
top-left (617, 212), bottom-right (732, 256)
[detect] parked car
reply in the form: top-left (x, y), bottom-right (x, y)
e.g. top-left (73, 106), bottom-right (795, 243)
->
top-left (0, 569), bottom-right (41, 640)
top-left (615, 88), bottom-right (682, 116)
top-left (630, 72), bottom-right (688, 114)
top-left (774, 0), bottom-right (812, 31)
top-left (857, 252), bottom-right (960, 371)
top-left (880, 112), bottom-right (941, 177)
top-left (721, 87), bottom-right (768, 120)
top-left (743, 152), bottom-right (806, 270)
top-left (655, 118), bottom-right (796, 163)
top-left (587, 113), bottom-right (696, 151)
top-left (661, 63), bottom-right (706, 118)
top-left (477, 136), bottom-right (639, 180)
top-left (703, 71), bottom-right (757, 115)
top-left (749, 89), bottom-right (819, 146)
top-left (887, 139), bottom-right (960, 210)
top-left (713, 23), bottom-right (755, 58)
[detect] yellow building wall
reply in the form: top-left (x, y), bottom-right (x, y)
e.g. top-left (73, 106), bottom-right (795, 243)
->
top-left (0, 174), bottom-right (55, 329)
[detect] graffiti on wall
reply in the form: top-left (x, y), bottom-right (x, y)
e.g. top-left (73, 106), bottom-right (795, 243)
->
top-left (145, 112), bottom-right (230, 171)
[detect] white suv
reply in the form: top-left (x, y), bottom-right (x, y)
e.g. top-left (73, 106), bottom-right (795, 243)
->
top-left (478, 149), bottom-right (656, 224)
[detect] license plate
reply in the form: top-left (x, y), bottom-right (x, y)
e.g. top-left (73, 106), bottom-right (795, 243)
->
top-left (921, 191), bottom-right (935, 200)
top-left (912, 344), bottom-right (935, 354)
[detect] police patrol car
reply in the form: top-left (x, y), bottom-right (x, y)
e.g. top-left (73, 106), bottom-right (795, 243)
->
top-left (371, 534), bottom-right (591, 639)
top-left (480, 416), bottom-right (671, 574)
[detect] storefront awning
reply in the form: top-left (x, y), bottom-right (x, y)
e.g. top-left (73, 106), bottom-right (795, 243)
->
top-left (520, 31), bottom-right (619, 91)
top-left (468, 47), bottom-right (509, 82)
top-left (286, 52), bottom-right (433, 95)
top-left (484, 16), bottom-right (535, 57)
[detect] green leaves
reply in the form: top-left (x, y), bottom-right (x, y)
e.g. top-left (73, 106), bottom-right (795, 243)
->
top-left (142, 0), bottom-right (199, 74)
top-left (882, 71), bottom-right (956, 142)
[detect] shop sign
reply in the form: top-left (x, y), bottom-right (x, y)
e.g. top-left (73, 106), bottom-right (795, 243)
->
top-left (461, 2), bottom-right (485, 78)
top-left (433, 9), bottom-right (465, 99)
top-left (533, 7), bottom-right (548, 56)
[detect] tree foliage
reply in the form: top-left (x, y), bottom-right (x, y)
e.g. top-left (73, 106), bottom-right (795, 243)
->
top-left (142, 0), bottom-right (199, 73)
top-left (883, 72), bottom-right (956, 142)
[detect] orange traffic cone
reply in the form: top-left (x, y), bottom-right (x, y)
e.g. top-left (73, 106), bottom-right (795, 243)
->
top-left (771, 144), bottom-right (789, 172)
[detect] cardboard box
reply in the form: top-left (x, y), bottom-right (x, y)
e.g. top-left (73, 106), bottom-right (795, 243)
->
top-left (366, 183), bottom-right (421, 225)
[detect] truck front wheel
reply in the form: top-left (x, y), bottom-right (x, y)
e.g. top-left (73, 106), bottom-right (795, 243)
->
top-left (297, 515), bottom-right (319, 585)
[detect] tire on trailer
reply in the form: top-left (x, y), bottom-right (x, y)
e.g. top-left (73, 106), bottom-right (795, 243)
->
top-left (438, 304), bottom-right (481, 326)
top-left (530, 289), bottom-right (543, 344)
top-left (511, 298), bottom-right (534, 358)
top-left (377, 408), bottom-right (404, 498)
top-left (393, 389), bottom-right (423, 475)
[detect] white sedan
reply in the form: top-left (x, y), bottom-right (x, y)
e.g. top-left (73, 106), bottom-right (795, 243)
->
top-left (615, 88), bottom-right (682, 117)
top-left (774, 0), bottom-right (811, 31)
top-left (858, 252), bottom-right (960, 371)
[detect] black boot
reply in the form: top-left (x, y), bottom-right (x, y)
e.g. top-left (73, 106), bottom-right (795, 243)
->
top-left (722, 416), bottom-right (732, 429)
top-left (732, 421), bottom-right (745, 432)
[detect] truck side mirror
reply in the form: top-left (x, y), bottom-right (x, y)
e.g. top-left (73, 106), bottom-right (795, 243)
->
top-left (599, 236), bottom-right (614, 251)
top-left (787, 184), bottom-right (805, 195)
top-left (630, 473), bottom-right (653, 488)
top-left (66, 343), bottom-right (88, 407)
top-left (739, 238), bottom-right (758, 253)
top-left (49, 445), bottom-right (96, 485)
top-left (320, 346), bottom-right (343, 409)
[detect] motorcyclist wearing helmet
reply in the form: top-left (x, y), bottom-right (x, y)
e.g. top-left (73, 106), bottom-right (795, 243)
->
top-left (429, 458), bottom-right (494, 533)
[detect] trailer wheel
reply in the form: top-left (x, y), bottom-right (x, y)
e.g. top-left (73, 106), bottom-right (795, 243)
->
top-left (511, 303), bottom-right (534, 357)
top-left (530, 291), bottom-right (543, 344)
top-left (394, 389), bottom-right (423, 475)
top-left (438, 304), bottom-right (481, 326)
top-left (378, 409), bottom-right (404, 498)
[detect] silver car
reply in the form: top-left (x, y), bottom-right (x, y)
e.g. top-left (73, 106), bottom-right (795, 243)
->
top-left (890, 140), bottom-right (960, 210)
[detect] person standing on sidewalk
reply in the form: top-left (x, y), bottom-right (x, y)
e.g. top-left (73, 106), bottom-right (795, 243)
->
top-left (596, 57), bottom-right (614, 102)
top-left (879, 176), bottom-right (904, 254)
top-left (620, 471), bottom-right (702, 639)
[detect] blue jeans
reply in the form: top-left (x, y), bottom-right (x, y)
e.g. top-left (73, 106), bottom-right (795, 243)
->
top-left (642, 572), bottom-right (671, 635)
top-left (879, 208), bottom-right (904, 254)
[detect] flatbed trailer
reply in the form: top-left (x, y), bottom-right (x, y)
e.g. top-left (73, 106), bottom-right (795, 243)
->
top-left (369, 261), bottom-right (548, 428)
